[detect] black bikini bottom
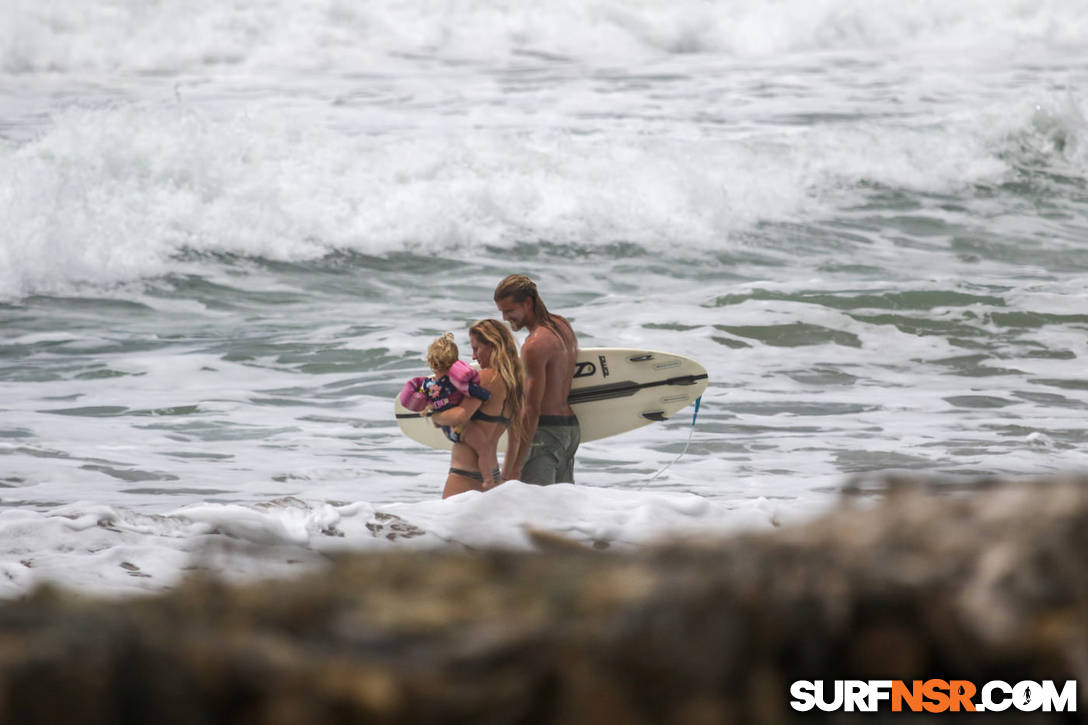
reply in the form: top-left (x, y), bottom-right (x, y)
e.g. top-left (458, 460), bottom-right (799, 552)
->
top-left (449, 467), bottom-right (501, 483)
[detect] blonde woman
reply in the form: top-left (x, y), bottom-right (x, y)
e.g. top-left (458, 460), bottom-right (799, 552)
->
top-left (430, 319), bottom-right (524, 498)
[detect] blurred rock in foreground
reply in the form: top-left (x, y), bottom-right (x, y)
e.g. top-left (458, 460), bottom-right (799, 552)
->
top-left (1, 476), bottom-right (1086, 724)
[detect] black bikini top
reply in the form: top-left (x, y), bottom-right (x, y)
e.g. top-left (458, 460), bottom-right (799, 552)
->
top-left (471, 399), bottom-right (511, 426)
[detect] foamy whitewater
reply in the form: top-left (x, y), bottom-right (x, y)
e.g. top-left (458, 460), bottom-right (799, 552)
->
top-left (2, 0), bottom-right (1088, 598)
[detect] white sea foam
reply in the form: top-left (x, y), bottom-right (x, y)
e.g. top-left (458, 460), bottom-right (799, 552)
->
top-left (0, 482), bottom-right (795, 599)
top-left (3, 0), bottom-right (1086, 74)
top-left (4, 90), bottom-right (1084, 299)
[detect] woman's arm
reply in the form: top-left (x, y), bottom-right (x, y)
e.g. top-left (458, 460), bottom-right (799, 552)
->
top-left (431, 396), bottom-right (483, 428)
top-left (430, 369), bottom-right (495, 428)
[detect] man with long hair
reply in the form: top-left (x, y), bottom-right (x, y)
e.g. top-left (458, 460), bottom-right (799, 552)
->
top-left (494, 274), bottom-right (579, 484)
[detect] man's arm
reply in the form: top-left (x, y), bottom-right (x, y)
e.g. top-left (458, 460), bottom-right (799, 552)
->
top-left (502, 336), bottom-right (548, 481)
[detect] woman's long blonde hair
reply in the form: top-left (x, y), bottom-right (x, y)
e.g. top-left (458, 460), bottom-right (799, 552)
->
top-left (469, 319), bottom-right (524, 439)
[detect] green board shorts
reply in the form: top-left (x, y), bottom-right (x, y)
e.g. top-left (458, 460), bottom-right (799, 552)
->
top-left (520, 415), bottom-right (580, 485)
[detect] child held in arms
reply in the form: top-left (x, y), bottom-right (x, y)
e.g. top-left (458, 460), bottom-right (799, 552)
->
top-left (399, 332), bottom-right (499, 484)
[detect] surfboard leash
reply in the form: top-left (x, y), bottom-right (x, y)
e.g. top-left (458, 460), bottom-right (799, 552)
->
top-left (644, 395), bottom-right (702, 485)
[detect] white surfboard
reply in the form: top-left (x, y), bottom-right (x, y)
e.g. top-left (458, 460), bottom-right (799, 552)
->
top-left (394, 347), bottom-right (708, 451)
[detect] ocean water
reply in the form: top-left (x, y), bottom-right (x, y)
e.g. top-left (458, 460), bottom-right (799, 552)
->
top-left (2, 0), bottom-right (1088, 598)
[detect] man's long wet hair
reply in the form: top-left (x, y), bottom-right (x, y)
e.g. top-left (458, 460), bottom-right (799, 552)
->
top-left (493, 274), bottom-right (557, 332)
top-left (469, 319), bottom-right (525, 441)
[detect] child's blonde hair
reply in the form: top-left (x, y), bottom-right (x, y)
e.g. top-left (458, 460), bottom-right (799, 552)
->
top-left (426, 332), bottom-right (459, 373)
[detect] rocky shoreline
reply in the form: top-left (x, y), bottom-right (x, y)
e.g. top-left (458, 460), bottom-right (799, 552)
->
top-left (1, 475), bottom-right (1085, 723)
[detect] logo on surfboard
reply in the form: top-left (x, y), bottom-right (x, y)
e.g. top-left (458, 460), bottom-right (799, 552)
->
top-left (574, 356), bottom-right (611, 379)
top-left (574, 361), bottom-right (596, 379)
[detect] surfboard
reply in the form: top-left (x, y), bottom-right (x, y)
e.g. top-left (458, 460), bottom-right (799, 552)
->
top-left (394, 347), bottom-right (708, 452)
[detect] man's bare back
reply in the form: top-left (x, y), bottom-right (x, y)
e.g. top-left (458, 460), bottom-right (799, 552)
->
top-left (525, 315), bottom-right (577, 417)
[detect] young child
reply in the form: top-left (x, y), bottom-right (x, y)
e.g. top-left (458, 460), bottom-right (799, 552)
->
top-left (399, 333), bottom-right (499, 484)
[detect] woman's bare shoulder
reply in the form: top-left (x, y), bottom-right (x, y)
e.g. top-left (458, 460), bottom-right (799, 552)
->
top-left (479, 368), bottom-right (506, 394)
